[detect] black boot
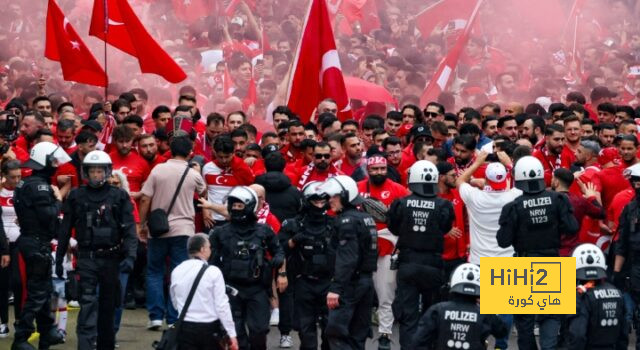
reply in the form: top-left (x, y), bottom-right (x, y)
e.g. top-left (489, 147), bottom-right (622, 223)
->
top-left (11, 341), bottom-right (36, 350)
top-left (38, 328), bottom-right (64, 350)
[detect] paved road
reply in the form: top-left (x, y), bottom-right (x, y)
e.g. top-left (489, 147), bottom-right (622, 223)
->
top-left (0, 306), bottom-right (637, 349)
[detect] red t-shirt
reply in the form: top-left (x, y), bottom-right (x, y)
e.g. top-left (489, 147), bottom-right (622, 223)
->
top-left (193, 133), bottom-right (214, 163)
top-left (357, 178), bottom-right (409, 256)
top-left (109, 151), bottom-right (150, 193)
top-left (532, 148), bottom-right (572, 187)
top-left (439, 189), bottom-right (469, 261)
top-left (608, 189), bottom-right (634, 242)
top-left (569, 165), bottom-right (602, 197)
top-left (293, 163), bottom-right (343, 190)
top-left (147, 154), bottom-right (167, 171)
top-left (281, 144), bottom-right (304, 164)
top-left (598, 165), bottom-right (631, 210)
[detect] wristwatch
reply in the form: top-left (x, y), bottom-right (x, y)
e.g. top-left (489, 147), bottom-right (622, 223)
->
top-left (277, 271), bottom-right (287, 277)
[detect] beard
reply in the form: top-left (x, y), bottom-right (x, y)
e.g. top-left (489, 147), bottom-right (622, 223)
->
top-left (316, 161), bottom-right (329, 170)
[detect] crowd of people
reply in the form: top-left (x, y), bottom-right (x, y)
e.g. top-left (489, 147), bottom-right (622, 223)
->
top-left (4, 0), bottom-right (640, 349)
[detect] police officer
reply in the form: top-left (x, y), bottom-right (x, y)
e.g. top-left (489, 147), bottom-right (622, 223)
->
top-left (209, 186), bottom-right (286, 350)
top-left (412, 263), bottom-right (508, 349)
top-left (497, 156), bottom-right (579, 350)
top-left (567, 243), bottom-right (627, 349)
top-left (56, 150), bottom-right (137, 350)
top-left (12, 141), bottom-right (70, 350)
top-left (614, 162), bottom-right (640, 350)
top-left (387, 160), bottom-right (455, 349)
top-left (280, 181), bottom-right (335, 350)
top-left (318, 175), bottom-right (377, 350)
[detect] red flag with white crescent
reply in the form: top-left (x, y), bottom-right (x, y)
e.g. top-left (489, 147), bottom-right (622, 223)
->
top-left (286, 0), bottom-right (351, 122)
top-left (45, 0), bottom-right (107, 87)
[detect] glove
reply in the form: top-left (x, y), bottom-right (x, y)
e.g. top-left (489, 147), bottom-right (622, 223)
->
top-left (119, 257), bottom-right (135, 273)
top-left (612, 271), bottom-right (625, 289)
top-left (55, 262), bottom-right (64, 279)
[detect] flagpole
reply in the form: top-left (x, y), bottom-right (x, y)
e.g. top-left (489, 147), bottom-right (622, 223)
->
top-left (104, 0), bottom-right (109, 99)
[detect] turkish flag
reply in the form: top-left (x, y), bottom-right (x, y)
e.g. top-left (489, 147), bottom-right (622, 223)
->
top-left (89, 0), bottom-right (187, 83)
top-left (287, 0), bottom-right (350, 123)
top-left (415, 0), bottom-right (476, 38)
top-left (420, 0), bottom-right (483, 106)
top-left (173, 0), bottom-right (216, 24)
top-left (338, 0), bottom-right (380, 35)
top-left (45, 0), bottom-right (107, 87)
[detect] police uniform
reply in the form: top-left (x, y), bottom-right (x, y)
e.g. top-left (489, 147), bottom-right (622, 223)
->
top-left (12, 142), bottom-right (70, 350)
top-left (614, 192), bottom-right (640, 350)
top-left (57, 183), bottom-right (137, 350)
top-left (324, 206), bottom-right (377, 350)
top-left (497, 190), bottom-right (578, 258)
top-left (567, 282), bottom-right (627, 349)
top-left (497, 156), bottom-right (579, 350)
top-left (413, 263), bottom-right (507, 350)
top-left (209, 187), bottom-right (285, 350)
top-left (567, 243), bottom-right (627, 349)
top-left (387, 160), bottom-right (455, 349)
top-left (388, 192), bottom-right (454, 348)
top-left (280, 212), bottom-right (335, 350)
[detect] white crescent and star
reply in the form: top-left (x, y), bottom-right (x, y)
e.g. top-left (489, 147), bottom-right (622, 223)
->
top-left (62, 17), bottom-right (81, 50)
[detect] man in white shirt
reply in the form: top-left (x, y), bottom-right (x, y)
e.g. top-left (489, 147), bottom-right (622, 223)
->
top-left (455, 151), bottom-right (521, 264)
top-left (170, 233), bottom-right (238, 350)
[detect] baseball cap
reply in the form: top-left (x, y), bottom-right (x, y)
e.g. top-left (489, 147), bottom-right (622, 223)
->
top-left (410, 124), bottom-right (433, 140)
top-left (598, 147), bottom-right (620, 166)
top-left (590, 86), bottom-right (617, 102)
top-left (261, 143), bottom-right (280, 158)
top-left (485, 162), bottom-right (508, 191)
top-left (81, 119), bottom-right (103, 132)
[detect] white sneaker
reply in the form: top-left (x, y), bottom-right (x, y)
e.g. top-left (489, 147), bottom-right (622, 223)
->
top-left (269, 308), bottom-right (279, 326)
top-left (279, 335), bottom-right (292, 348)
top-left (68, 300), bottom-right (80, 308)
top-left (0, 323), bottom-right (8, 338)
top-left (147, 320), bottom-right (163, 331)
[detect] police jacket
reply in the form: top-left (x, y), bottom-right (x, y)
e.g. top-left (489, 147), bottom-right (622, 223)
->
top-left (497, 190), bottom-right (578, 256)
top-left (387, 193), bottom-right (455, 254)
top-left (57, 184), bottom-right (137, 261)
top-left (328, 207), bottom-right (377, 295)
top-left (279, 213), bottom-right (336, 279)
top-left (14, 173), bottom-right (62, 240)
top-left (209, 221), bottom-right (284, 287)
top-left (412, 296), bottom-right (508, 350)
top-left (566, 282), bottom-right (627, 350)
top-left (614, 199), bottom-right (640, 289)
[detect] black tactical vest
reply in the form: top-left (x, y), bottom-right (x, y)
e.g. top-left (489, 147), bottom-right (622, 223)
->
top-left (435, 301), bottom-right (484, 350)
top-left (396, 194), bottom-right (447, 253)
top-left (513, 191), bottom-right (560, 253)
top-left (584, 283), bottom-right (624, 348)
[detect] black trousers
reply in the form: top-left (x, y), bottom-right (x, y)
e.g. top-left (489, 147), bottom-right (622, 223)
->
top-left (294, 276), bottom-right (330, 350)
top-left (230, 285), bottom-right (270, 350)
top-left (178, 321), bottom-right (225, 350)
top-left (0, 242), bottom-right (21, 324)
top-left (325, 275), bottom-right (374, 350)
top-left (13, 236), bottom-right (56, 345)
top-left (277, 280), bottom-right (293, 335)
top-left (76, 255), bottom-right (120, 350)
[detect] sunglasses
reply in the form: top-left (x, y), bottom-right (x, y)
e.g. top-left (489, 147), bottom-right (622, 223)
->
top-left (314, 154), bottom-right (331, 159)
top-left (425, 111), bottom-right (439, 118)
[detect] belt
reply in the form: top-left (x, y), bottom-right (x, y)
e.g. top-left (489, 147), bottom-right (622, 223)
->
top-left (78, 244), bottom-right (121, 259)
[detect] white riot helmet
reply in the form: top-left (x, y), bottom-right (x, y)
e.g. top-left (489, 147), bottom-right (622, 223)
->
top-left (450, 263), bottom-right (480, 297)
top-left (408, 160), bottom-right (439, 197)
top-left (226, 186), bottom-right (259, 222)
top-left (513, 156), bottom-right (545, 193)
top-left (624, 163), bottom-right (640, 183)
top-left (572, 243), bottom-right (607, 281)
top-left (23, 141), bottom-right (71, 170)
top-left (82, 151), bottom-right (112, 188)
top-left (317, 175), bottom-right (364, 206)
